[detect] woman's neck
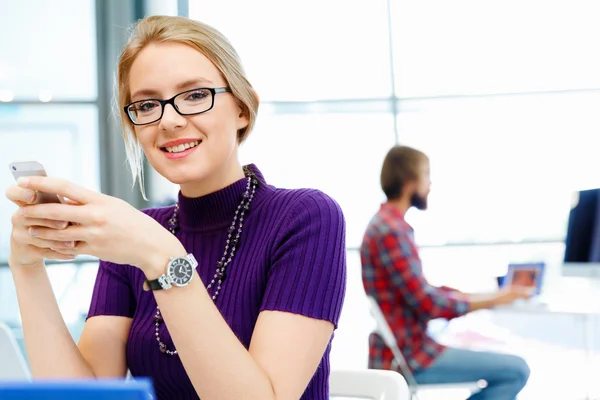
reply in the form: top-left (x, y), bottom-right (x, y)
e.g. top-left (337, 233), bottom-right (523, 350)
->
top-left (180, 160), bottom-right (245, 198)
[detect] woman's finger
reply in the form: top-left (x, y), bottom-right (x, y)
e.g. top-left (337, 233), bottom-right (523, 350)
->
top-left (11, 211), bottom-right (69, 230)
top-left (28, 225), bottom-right (86, 243)
top-left (50, 240), bottom-right (89, 257)
top-left (24, 217), bottom-right (69, 229)
top-left (39, 247), bottom-right (77, 261)
top-left (33, 237), bottom-right (77, 251)
top-left (62, 198), bottom-right (80, 206)
top-left (19, 203), bottom-right (87, 225)
top-left (17, 176), bottom-right (97, 205)
top-left (13, 228), bottom-right (77, 252)
top-left (5, 185), bottom-right (38, 206)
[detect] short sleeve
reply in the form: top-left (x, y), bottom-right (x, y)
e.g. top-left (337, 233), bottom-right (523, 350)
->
top-left (260, 190), bottom-right (347, 328)
top-left (87, 260), bottom-right (136, 320)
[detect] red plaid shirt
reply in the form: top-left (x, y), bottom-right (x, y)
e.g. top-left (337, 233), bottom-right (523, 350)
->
top-left (361, 203), bottom-right (471, 373)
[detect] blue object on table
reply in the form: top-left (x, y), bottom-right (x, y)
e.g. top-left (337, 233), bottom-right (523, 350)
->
top-left (0, 377), bottom-right (155, 399)
top-left (496, 275), bottom-right (505, 287)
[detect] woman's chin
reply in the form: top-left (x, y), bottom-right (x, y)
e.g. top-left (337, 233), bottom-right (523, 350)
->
top-left (160, 167), bottom-right (214, 187)
top-left (163, 173), bottom-right (205, 186)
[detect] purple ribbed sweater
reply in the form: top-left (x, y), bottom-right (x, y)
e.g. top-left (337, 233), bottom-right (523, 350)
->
top-left (87, 165), bottom-right (347, 399)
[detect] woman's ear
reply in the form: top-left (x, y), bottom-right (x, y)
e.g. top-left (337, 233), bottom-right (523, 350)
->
top-left (236, 105), bottom-right (249, 131)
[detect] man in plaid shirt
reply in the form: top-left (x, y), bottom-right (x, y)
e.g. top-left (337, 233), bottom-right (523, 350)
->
top-left (361, 146), bottom-right (532, 399)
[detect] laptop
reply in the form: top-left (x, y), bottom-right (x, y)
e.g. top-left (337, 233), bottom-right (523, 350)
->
top-left (0, 323), bottom-right (155, 399)
top-left (501, 262), bottom-right (547, 305)
top-left (0, 378), bottom-right (155, 400)
top-left (0, 322), bottom-right (30, 381)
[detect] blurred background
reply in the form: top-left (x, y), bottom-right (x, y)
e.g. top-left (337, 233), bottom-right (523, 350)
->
top-left (2, 0), bottom-right (600, 398)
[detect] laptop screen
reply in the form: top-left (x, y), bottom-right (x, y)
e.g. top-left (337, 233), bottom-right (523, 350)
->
top-left (0, 378), bottom-right (155, 400)
top-left (503, 262), bottom-right (545, 296)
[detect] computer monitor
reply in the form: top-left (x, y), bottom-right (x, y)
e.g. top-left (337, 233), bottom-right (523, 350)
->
top-left (561, 188), bottom-right (600, 277)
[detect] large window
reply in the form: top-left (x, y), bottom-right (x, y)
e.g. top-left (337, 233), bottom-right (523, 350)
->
top-left (0, 0), bottom-right (97, 101)
top-left (187, 0), bottom-right (600, 250)
top-left (401, 92), bottom-right (600, 245)
top-left (0, 0), bottom-right (100, 261)
top-left (188, 0), bottom-right (392, 102)
top-left (390, 0), bottom-right (600, 246)
top-left (0, 0), bottom-right (100, 329)
top-left (391, 0), bottom-right (600, 97)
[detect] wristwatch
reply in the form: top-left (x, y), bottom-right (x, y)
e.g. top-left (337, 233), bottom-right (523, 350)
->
top-left (145, 253), bottom-right (198, 290)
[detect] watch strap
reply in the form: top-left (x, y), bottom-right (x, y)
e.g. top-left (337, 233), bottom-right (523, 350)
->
top-left (186, 253), bottom-right (199, 268)
top-left (145, 274), bottom-right (172, 291)
top-left (146, 278), bottom-right (162, 290)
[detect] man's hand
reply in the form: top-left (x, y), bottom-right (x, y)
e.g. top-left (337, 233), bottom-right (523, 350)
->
top-left (494, 286), bottom-right (536, 306)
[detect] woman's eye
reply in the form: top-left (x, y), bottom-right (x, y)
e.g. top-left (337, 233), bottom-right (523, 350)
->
top-left (185, 90), bottom-right (209, 101)
top-left (138, 102), bottom-right (158, 112)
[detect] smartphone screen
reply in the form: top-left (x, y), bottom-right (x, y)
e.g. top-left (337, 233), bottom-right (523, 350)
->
top-left (8, 161), bottom-right (64, 204)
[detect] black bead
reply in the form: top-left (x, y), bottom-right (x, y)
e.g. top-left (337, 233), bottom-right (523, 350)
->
top-left (216, 261), bottom-right (224, 268)
top-left (154, 314), bottom-right (163, 324)
top-left (159, 343), bottom-right (166, 353)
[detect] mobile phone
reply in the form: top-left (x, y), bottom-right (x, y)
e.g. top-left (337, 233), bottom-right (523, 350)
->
top-left (8, 161), bottom-right (66, 204)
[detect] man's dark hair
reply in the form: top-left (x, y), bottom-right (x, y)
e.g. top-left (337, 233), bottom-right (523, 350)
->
top-left (380, 145), bottom-right (427, 200)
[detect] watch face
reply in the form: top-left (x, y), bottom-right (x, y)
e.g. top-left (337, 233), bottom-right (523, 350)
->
top-left (167, 258), bottom-right (194, 287)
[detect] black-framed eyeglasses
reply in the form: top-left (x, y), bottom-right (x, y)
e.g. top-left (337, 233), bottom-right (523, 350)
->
top-left (124, 87), bottom-right (231, 126)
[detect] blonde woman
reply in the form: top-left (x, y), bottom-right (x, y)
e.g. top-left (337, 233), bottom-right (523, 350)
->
top-left (5, 15), bottom-right (347, 400)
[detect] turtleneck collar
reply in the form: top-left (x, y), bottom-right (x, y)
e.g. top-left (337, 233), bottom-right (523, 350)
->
top-left (176, 164), bottom-right (266, 232)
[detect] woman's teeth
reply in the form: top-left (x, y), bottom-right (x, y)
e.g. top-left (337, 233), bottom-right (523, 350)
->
top-left (164, 140), bottom-right (200, 153)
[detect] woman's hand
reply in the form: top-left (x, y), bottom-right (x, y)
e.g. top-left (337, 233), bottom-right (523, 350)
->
top-left (5, 184), bottom-right (73, 267)
top-left (15, 176), bottom-right (181, 270)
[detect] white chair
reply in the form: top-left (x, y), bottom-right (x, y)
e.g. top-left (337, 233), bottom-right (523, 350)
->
top-left (0, 322), bottom-right (30, 381)
top-left (366, 297), bottom-right (486, 400)
top-left (330, 369), bottom-right (410, 400)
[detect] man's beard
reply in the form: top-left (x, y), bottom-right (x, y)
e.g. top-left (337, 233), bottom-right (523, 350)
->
top-left (410, 192), bottom-right (428, 210)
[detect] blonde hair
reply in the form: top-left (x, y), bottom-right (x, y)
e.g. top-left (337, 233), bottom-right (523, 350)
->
top-left (116, 15), bottom-right (260, 197)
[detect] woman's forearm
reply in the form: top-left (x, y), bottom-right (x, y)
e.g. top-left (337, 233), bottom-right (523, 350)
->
top-left (10, 263), bottom-right (94, 378)
top-left (154, 273), bottom-right (275, 400)
top-left (143, 242), bottom-right (275, 400)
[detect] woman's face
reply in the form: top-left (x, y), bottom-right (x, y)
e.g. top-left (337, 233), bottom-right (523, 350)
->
top-left (128, 41), bottom-right (249, 196)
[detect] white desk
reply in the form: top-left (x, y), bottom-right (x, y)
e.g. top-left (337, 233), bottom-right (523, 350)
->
top-left (495, 297), bottom-right (600, 316)
top-left (495, 297), bottom-right (600, 400)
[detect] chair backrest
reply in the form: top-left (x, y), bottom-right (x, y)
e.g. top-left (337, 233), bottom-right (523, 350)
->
top-left (366, 297), bottom-right (485, 397)
top-left (0, 322), bottom-right (30, 381)
top-left (330, 369), bottom-right (410, 400)
top-left (366, 296), bottom-right (419, 388)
